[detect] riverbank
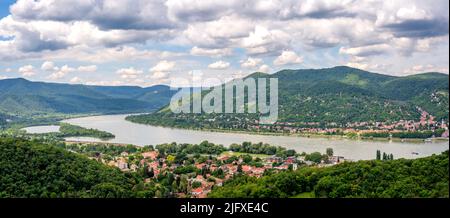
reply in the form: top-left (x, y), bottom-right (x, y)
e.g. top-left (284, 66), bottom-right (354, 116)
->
top-left (59, 114), bottom-right (450, 160)
top-left (125, 118), bottom-right (448, 143)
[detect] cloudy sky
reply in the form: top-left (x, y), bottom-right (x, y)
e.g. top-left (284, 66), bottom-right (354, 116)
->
top-left (0, 0), bottom-right (448, 86)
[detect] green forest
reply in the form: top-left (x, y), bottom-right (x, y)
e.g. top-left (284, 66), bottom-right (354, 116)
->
top-left (208, 151), bottom-right (449, 198)
top-left (1, 137), bottom-right (448, 198)
top-left (0, 78), bottom-right (176, 127)
top-left (0, 137), bottom-right (139, 198)
top-left (127, 67), bottom-right (449, 132)
top-left (58, 123), bottom-right (115, 139)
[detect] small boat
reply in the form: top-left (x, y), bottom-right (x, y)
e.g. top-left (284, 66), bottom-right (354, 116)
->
top-left (424, 138), bottom-right (432, 142)
top-left (411, 152), bottom-right (419, 155)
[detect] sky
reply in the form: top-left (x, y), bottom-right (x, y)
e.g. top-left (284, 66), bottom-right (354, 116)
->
top-left (0, 0), bottom-right (449, 87)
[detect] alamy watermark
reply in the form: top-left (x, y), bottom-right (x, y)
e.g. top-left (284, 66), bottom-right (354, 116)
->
top-left (169, 71), bottom-right (278, 124)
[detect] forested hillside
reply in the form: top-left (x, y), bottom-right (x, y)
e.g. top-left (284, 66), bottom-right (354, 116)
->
top-left (209, 151), bottom-right (449, 198)
top-left (0, 137), bottom-right (139, 198)
top-left (0, 78), bottom-right (176, 119)
top-left (128, 66), bottom-right (449, 128)
top-left (1, 137), bottom-right (447, 198)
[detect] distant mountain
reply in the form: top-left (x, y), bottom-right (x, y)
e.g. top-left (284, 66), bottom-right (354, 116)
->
top-left (264, 66), bottom-right (449, 123)
top-left (0, 78), bottom-right (177, 118)
top-left (128, 66), bottom-right (449, 128)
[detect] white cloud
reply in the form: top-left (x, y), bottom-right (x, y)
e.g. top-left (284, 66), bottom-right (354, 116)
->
top-left (47, 65), bottom-right (75, 80)
top-left (190, 46), bottom-right (233, 57)
top-left (148, 60), bottom-right (176, 84)
top-left (273, 51), bottom-right (303, 66)
top-left (403, 64), bottom-right (449, 75)
top-left (45, 46), bottom-right (180, 63)
top-left (182, 15), bottom-right (253, 48)
top-left (346, 62), bottom-right (370, 70)
top-left (0, 0), bottom-right (448, 82)
top-left (208, 60), bottom-right (230, 70)
top-left (42, 62), bottom-right (97, 80)
top-left (85, 80), bottom-right (124, 86)
top-left (242, 26), bottom-right (291, 55)
top-left (116, 67), bottom-right (143, 79)
top-left (69, 76), bottom-right (83, 83)
top-left (18, 65), bottom-right (36, 77)
top-left (150, 71), bottom-right (170, 80)
top-left (150, 60), bottom-right (176, 72)
top-left (240, 57), bottom-right (263, 68)
top-left (41, 61), bottom-right (58, 71)
top-left (258, 64), bottom-right (271, 73)
top-left (77, 65), bottom-right (97, 72)
top-left (339, 44), bottom-right (391, 57)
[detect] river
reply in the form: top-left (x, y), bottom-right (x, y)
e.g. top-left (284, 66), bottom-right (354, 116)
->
top-left (48, 114), bottom-right (448, 160)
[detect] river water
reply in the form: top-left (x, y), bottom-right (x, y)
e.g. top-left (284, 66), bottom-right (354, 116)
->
top-left (47, 114), bottom-right (448, 160)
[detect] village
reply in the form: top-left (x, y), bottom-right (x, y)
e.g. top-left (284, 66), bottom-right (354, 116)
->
top-left (64, 141), bottom-right (345, 198)
top-left (165, 108), bottom-right (449, 138)
top-left (249, 109), bottom-right (449, 138)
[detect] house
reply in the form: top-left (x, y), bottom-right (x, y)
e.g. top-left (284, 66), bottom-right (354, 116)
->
top-left (142, 151), bottom-right (158, 160)
top-left (195, 175), bottom-right (205, 182)
top-left (251, 168), bottom-right (265, 177)
top-left (214, 178), bottom-right (224, 187)
top-left (191, 188), bottom-right (204, 197)
top-left (241, 165), bottom-right (252, 173)
top-left (120, 152), bottom-right (129, 157)
top-left (117, 160), bottom-right (128, 170)
top-left (274, 164), bottom-right (289, 170)
top-left (303, 160), bottom-right (314, 166)
top-left (329, 156), bottom-right (345, 164)
top-left (266, 155), bottom-right (282, 163)
top-left (195, 163), bottom-right (206, 170)
top-left (227, 165), bottom-right (238, 175)
top-left (218, 155), bottom-right (230, 161)
top-left (130, 164), bottom-right (138, 172)
top-left (210, 165), bottom-right (218, 172)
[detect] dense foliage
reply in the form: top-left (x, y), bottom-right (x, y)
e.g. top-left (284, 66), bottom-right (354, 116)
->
top-left (0, 78), bottom-right (176, 120)
top-left (1, 137), bottom-right (448, 198)
top-left (229, 142), bottom-right (296, 157)
top-left (58, 123), bottom-right (115, 139)
top-left (361, 129), bottom-right (446, 139)
top-left (63, 143), bottom-right (139, 156)
top-left (156, 141), bottom-right (227, 156)
top-left (0, 137), bottom-right (140, 198)
top-left (209, 151), bottom-right (449, 198)
top-left (128, 66), bottom-right (449, 130)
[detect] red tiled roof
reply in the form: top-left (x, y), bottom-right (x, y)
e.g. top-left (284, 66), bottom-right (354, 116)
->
top-left (192, 188), bottom-right (203, 194)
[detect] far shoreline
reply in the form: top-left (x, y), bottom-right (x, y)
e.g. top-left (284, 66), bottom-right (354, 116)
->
top-left (123, 115), bottom-right (448, 144)
top-left (18, 113), bottom-right (447, 145)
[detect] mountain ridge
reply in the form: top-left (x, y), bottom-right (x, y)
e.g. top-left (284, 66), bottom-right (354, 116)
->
top-left (1, 66), bottom-right (448, 126)
top-left (127, 66), bottom-right (449, 128)
top-left (0, 78), bottom-right (177, 120)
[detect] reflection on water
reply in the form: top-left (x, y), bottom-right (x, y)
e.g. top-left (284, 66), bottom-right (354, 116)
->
top-left (60, 114), bottom-right (449, 160)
